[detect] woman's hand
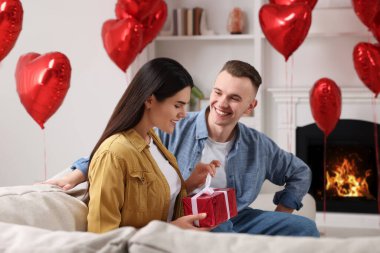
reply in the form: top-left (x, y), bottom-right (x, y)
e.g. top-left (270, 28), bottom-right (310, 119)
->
top-left (40, 170), bottom-right (86, 190)
top-left (185, 160), bottom-right (221, 193)
top-left (171, 213), bottom-right (212, 231)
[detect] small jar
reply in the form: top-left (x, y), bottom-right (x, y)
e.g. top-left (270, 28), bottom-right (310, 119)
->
top-left (227, 7), bottom-right (245, 34)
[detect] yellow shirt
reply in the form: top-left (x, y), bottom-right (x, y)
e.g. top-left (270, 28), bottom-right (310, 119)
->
top-left (87, 129), bottom-right (187, 233)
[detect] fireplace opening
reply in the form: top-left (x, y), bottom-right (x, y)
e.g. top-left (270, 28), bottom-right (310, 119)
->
top-left (296, 119), bottom-right (379, 214)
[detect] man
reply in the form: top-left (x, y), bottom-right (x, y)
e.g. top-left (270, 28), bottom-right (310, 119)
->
top-left (46, 60), bottom-right (319, 237)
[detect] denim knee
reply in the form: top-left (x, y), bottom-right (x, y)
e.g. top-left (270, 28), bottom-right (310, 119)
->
top-left (289, 215), bottom-right (320, 237)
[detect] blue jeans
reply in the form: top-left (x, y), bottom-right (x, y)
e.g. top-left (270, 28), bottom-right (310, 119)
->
top-left (212, 207), bottom-right (320, 237)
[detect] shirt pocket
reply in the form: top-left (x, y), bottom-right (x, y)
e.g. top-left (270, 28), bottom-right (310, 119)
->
top-left (127, 170), bottom-right (157, 211)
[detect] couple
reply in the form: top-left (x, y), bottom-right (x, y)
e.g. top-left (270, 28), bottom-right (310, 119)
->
top-left (47, 58), bottom-right (319, 237)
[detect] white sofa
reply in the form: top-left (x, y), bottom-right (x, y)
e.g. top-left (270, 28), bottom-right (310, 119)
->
top-left (1, 172), bottom-right (379, 253)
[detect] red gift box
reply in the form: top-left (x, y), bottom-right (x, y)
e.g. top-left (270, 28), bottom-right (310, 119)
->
top-left (182, 188), bottom-right (238, 227)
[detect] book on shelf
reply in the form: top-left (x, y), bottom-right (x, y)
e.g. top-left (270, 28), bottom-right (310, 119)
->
top-left (193, 7), bottom-right (203, 35)
top-left (187, 8), bottom-right (193, 36)
top-left (173, 8), bottom-right (186, 36)
top-left (172, 7), bottom-right (206, 36)
top-left (172, 8), bottom-right (178, 36)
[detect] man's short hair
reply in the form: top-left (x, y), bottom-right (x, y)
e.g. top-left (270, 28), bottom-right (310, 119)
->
top-left (220, 60), bottom-right (262, 90)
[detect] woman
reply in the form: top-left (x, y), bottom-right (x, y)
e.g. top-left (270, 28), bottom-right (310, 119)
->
top-left (87, 58), bottom-right (218, 233)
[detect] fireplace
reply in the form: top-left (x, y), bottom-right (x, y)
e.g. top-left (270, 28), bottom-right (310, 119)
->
top-left (296, 119), bottom-right (379, 214)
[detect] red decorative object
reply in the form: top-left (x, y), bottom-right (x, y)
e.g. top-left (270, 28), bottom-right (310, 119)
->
top-left (140, 0), bottom-right (167, 50)
top-left (259, 3), bottom-right (312, 61)
top-left (269, 0), bottom-right (318, 10)
top-left (353, 42), bottom-right (380, 98)
top-left (370, 11), bottom-right (380, 43)
top-left (309, 78), bottom-right (342, 136)
top-left (0, 0), bottom-right (23, 62)
top-left (352, 0), bottom-right (380, 29)
top-left (115, 0), bottom-right (161, 21)
top-left (15, 52), bottom-right (71, 129)
top-left (101, 17), bottom-right (143, 72)
top-left (227, 7), bottom-right (245, 34)
top-left (183, 188), bottom-right (237, 228)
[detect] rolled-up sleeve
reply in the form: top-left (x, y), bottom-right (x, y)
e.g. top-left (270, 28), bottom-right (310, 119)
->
top-left (265, 139), bottom-right (312, 210)
top-left (87, 151), bottom-right (126, 233)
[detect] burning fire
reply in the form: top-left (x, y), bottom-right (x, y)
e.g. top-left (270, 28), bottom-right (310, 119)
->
top-left (326, 158), bottom-right (374, 199)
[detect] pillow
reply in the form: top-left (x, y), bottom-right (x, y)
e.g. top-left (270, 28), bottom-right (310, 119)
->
top-left (0, 184), bottom-right (87, 231)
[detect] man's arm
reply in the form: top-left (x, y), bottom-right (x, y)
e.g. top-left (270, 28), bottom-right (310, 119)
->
top-left (275, 204), bottom-right (294, 213)
top-left (263, 137), bottom-right (312, 211)
top-left (43, 169), bottom-right (86, 190)
top-left (42, 157), bottom-right (89, 190)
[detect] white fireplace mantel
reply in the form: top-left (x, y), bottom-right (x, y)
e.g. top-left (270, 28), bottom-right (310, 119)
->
top-left (267, 87), bottom-right (379, 153)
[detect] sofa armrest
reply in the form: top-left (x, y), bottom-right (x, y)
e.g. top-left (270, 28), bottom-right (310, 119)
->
top-left (0, 183), bottom-right (88, 231)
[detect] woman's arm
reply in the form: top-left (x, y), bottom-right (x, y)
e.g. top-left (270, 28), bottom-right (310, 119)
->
top-left (171, 213), bottom-right (213, 231)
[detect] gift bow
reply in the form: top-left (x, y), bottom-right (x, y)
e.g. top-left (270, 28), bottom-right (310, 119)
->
top-left (191, 174), bottom-right (231, 227)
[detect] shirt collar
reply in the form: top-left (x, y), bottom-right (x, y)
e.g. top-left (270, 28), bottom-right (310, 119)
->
top-left (123, 129), bottom-right (149, 152)
top-left (195, 106), bottom-right (242, 147)
top-left (195, 107), bottom-right (210, 139)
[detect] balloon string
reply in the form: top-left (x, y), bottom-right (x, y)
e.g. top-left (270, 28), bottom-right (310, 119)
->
top-left (43, 129), bottom-right (47, 181)
top-left (285, 60), bottom-right (289, 151)
top-left (372, 97), bottom-right (380, 226)
top-left (323, 133), bottom-right (327, 224)
top-left (285, 58), bottom-right (293, 152)
top-left (290, 57), bottom-right (294, 150)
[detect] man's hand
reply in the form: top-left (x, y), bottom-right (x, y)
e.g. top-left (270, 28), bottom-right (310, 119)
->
top-left (40, 169), bottom-right (86, 190)
top-left (170, 213), bottom-right (213, 231)
top-left (185, 160), bottom-right (221, 193)
top-left (275, 204), bottom-right (294, 213)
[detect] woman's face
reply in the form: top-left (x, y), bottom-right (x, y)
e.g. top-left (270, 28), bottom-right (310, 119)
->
top-left (148, 86), bottom-right (191, 134)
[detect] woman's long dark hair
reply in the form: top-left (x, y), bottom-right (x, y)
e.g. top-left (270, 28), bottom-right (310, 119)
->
top-left (89, 57), bottom-right (193, 162)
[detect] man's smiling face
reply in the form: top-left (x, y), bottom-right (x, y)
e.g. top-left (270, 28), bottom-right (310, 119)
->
top-left (208, 70), bottom-right (258, 128)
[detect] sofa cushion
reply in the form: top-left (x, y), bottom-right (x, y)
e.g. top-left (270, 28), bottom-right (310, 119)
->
top-left (129, 220), bottom-right (380, 253)
top-left (0, 221), bottom-right (136, 253)
top-left (0, 184), bottom-right (87, 231)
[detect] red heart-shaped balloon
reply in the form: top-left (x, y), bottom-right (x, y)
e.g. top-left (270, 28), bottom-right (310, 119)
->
top-left (0, 0), bottom-right (23, 62)
top-left (259, 3), bottom-right (312, 61)
top-left (101, 17), bottom-right (143, 72)
top-left (352, 0), bottom-right (380, 29)
top-left (370, 11), bottom-right (380, 42)
top-left (115, 0), bottom-right (161, 21)
top-left (140, 1), bottom-right (167, 50)
top-left (353, 42), bottom-right (380, 98)
top-left (310, 78), bottom-right (342, 136)
top-left (269, 0), bottom-right (318, 10)
top-left (15, 52), bottom-right (71, 129)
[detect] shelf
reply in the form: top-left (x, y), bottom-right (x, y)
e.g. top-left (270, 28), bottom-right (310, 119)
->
top-left (306, 31), bottom-right (373, 38)
top-left (156, 34), bottom-right (255, 41)
top-left (260, 31), bottom-right (373, 40)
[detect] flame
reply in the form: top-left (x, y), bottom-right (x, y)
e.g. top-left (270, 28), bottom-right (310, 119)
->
top-left (326, 158), bottom-right (374, 199)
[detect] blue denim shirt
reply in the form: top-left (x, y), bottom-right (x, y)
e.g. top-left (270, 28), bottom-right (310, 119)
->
top-left (156, 108), bottom-right (311, 212)
top-left (73, 108), bottom-right (311, 211)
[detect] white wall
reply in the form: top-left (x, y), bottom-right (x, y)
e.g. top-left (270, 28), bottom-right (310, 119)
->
top-left (0, 1), bottom-right (128, 186)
